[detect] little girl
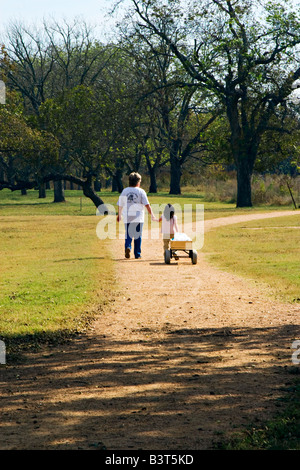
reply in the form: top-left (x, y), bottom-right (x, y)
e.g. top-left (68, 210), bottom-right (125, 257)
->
top-left (159, 203), bottom-right (179, 252)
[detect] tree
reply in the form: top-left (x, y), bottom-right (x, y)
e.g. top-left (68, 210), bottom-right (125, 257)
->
top-left (2, 19), bottom-right (116, 203)
top-left (2, 19), bottom-right (113, 115)
top-left (0, 92), bottom-right (59, 192)
top-left (38, 85), bottom-right (112, 207)
top-left (255, 110), bottom-right (300, 175)
top-left (119, 13), bottom-right (220, 194)
top-left (129, 0), bottom-right (300, 206)
top-left (39, 80), bottom-right (136, 207)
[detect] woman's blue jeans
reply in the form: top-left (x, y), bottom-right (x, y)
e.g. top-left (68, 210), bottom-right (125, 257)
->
top-left (125, 222), bottom-right (143, 258)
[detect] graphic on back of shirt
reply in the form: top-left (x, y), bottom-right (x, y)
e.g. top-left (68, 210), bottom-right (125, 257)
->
top-left (127, 192), bottom-right (139, 203)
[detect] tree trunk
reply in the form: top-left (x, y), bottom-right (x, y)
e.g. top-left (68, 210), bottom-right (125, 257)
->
top-left (227, 96), bottom-right (258, 208)
top-left (45, 175), bottom-right (107, 211)
top-left (112, 176), bottom-right (118, 192)
top-left (82, 182), bottom-right (107, 212)
top-left (53, 180), bottom-right (65, 203)
top-left (94, 179), bottom-right (101, 192)
top-left (76, 172), bottom-right (81, 190)
top-left (148, 166), bottom-right (158, 193)
top-left (112, 169), bottom-right (123, 193)
top-left (21, 188), bottom-right (27, 196)
top-left (236, 156), bottom-right (253, 207)
top-left (39, 183), bottom-right (46, 199)
top-left (169, 157), bottom-right (182, 195)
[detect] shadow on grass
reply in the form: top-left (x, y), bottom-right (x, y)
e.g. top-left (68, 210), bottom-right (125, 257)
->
top-left (54, 257), bottom-right (105, 263)
top-left (0, 201), bottom-right (59, 206)
top-left (2, 329), bottom-right (79, 360)
top-left (0, 323), bottom-right (299, 450)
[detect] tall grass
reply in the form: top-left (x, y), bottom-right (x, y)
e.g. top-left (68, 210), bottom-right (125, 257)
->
top-left (180, 172), bottom-right (300, 207)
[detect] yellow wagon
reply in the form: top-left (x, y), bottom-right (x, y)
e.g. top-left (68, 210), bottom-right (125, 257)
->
top-left (164, 238), bottom-right (197, 265)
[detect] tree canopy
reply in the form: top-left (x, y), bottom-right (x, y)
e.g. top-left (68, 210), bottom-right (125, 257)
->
top-left (128, 0), bottom-right (300, 205)
top-left (0, 6), bottom-right (299, 206)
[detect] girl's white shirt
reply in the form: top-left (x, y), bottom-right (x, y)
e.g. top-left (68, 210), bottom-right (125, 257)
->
top-left (161, 214), bottom-right (178, 235)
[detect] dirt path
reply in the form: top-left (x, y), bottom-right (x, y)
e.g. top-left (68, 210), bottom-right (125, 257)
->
top-left (0, 211), bottom-right (299, 450)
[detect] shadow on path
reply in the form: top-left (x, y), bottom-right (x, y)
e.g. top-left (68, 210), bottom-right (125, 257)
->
top-left (0, 323), bottom-right (298, 450)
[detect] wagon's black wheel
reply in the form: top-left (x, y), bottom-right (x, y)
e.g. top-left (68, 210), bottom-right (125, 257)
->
top-left (191, 250), bottom-right (197, 264)
top-left (164, 249), bottom-right (171, 264)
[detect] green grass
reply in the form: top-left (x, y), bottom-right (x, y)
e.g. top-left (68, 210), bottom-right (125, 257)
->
top-left (0, 188), bottom-right (101, 216)
top-left (203, 215), bottom-right (300, 303)
top-left (0, 188), bottom-right (295, 218)
top-left (0, 214), bottom-right (115, 355)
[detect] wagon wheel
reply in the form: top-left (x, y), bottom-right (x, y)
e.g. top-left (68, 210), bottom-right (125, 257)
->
top-left (164, 249), bottom-right (171, 264)
top-left (191, 250), bottom-right (197, 264)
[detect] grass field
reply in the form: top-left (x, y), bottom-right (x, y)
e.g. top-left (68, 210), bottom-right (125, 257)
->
top-left (0, 188), bottom-right (298, 352)
top-left (0, 188), bottom-right (296, 218)
top-left (202, 215), bottom-right (300, 303)
top-left (0, 211), bottom-right (115, 353)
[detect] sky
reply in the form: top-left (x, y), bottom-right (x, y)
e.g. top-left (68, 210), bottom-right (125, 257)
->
top-left (0, 0), bottom-right (128, 38)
